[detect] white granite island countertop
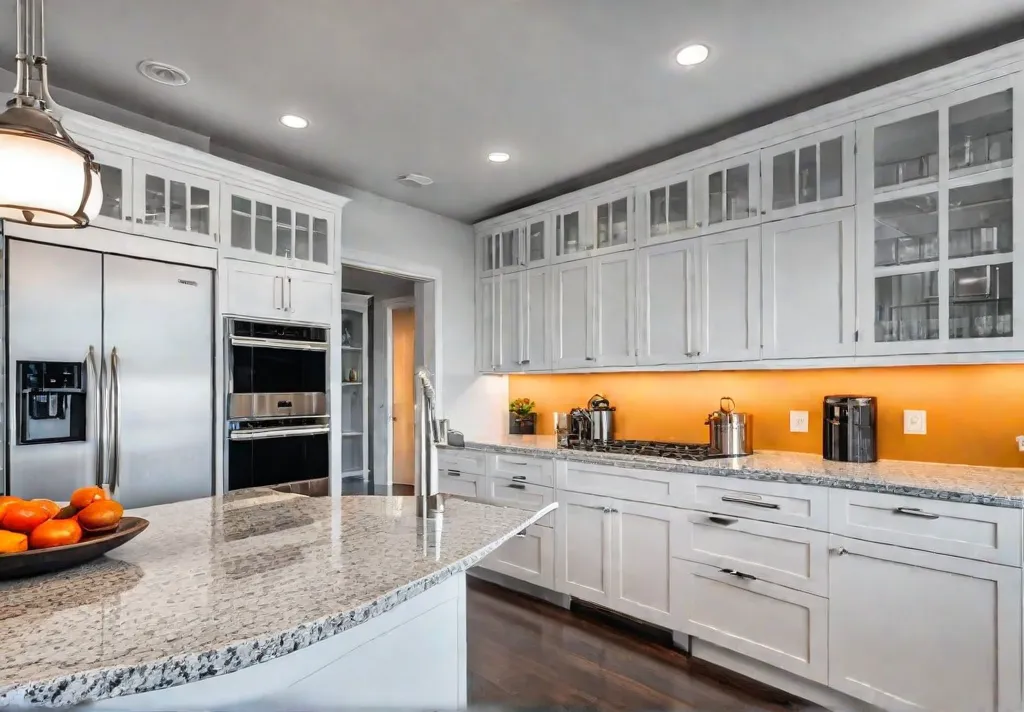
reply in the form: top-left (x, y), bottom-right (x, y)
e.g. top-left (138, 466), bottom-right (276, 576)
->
top-left (0, 490), bottom-right (556, 707)
top-left (453, 434), bottom-right (1024, 508)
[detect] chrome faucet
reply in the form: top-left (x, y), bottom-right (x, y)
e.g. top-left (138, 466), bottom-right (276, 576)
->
top-left (415, 367), bottom-right (443, 519)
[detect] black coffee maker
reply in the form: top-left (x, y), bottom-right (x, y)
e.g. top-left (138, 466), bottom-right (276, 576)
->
top-left (822, 395), bottom-right (877, 463)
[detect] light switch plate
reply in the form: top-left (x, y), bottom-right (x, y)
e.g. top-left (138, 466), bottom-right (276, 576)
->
top-left (904, 409), bottom-right (927, 435)
top-left (790, 410), bottom-right (809, 433)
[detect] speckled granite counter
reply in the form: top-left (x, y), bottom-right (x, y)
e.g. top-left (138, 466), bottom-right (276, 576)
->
top-left (0, 490), bottom-right (556, 707)
top-left (453, 435), bottom-right (1024, 508)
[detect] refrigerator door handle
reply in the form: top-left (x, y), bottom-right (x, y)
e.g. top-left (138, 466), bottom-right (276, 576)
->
top-left (86, 346), bottom-right (104, 487)
top-left (100, 350), bottom-right (112, 489)
top-left (110, 347), bottom-right (122, 497)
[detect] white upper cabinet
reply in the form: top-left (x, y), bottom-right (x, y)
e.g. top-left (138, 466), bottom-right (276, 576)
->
top-left (476, 276), bottom-right (499, 372)
top-left (499, 272), bottom-right (524, 371)
top-left (640, 170), bottom-right (701, 245)
top-left (593, 251), bottom-right (636, 367)
top-left (637, 239), bottom-right (699, 366)
top-left (699, 151), bottom-right (761, 234)
top-left (763, 207), bottom-right (856, 358)
top-left (552, 204), bottom-right (591, 262)
top-left (479, 230), bottom-right (499, 276)
top-left (222, 185), bottom-right (334, 273)
top-left (496, 224), bottom-right (524, 273)
top-left (588, 191), bottom-right (635, 255)
top-left (90, 146), bottom-right (134, 234)
top-left (700, 226), bottom-right (761, 362)
top-left (857, 75), bottom-right (1022, 355)
top-left (133, 159), bottom-right (220, 247)
top-left (760, 124), bottom-right (856, 222)
top-left (523, 214), bottom-right (551, 267)
top-left (523, 268), bottom-right (552, 371)
top-left (286, 270), bottom-right (334, 325)
top-left (553, 259), bottom-right (593, 368)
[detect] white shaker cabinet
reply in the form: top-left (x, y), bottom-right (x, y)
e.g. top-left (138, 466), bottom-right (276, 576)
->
top-left (133, 159), bottom-right (219, 247)
top-left (477, 276), bottom-right (499, 372)
top-left (286, 270), bottom-right (334, 325)
top-left (523, 268), bottom-right (552, 371)
top-left (762, 207), bottom-right (857, 358)
top-left (553, 260), bottom-right (594, 368)
top-left (699, 226), bottom-right (761, 362)
top-left (828, 535), bottom-right (1022, 712)
top-left (607, 499), bottom-right (677, 628)
top-left (636, 239), bottom-right (700, 366)
top-left (483, 524), bottom-right (555, 589)
top-left (555, 490), bottom-right (615, 606)
top-left (760, 124), bottom-right (856, 222)
top-left (499, 273), bottom-right (524, 371)
top-left (699, 151), bottom-right (761, 235)
top-left (222, 186), bottom-right (333, 273)
top-left (223, 260), bottom-right (287, 320)
top-left (593, 251), bottom-right (636, 367)
top-left (640, 170), bottom-right (701, 245)
top-left (90, 146), bottom-right (135, 234)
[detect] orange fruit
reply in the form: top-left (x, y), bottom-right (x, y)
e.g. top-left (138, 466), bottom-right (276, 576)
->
top-left (2, 501), bottom-right (52, 533)
top-left (69, 486), bottom-right (108, 510)
top-left (54, 505), bottom-right (79, 520)
top-left (0, 530), bottom-right (28, 554)
top-left (0, 496), bottom-right (23, 523)
top-left (31, 499), bottom-right (61, 519)
top-left (78, 500), bottom-right (123, 533)
top-left (28, 519), bottom-right (82, 549)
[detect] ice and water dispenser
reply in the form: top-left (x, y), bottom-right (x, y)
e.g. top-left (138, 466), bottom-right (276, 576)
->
top-left (17, 360), bottom-right (87, 445)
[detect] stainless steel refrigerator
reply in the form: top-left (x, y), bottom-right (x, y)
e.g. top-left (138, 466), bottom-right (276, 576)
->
top-left (6, 239), bottom-right (214, 508)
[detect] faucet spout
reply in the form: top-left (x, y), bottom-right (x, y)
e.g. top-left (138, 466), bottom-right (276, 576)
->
top-left (415, 367), bottom-right (443, 519)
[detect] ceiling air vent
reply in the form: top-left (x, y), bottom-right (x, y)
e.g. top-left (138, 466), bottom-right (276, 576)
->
top-left (137, 60), bottom-right (190, 87)
top-left (396, 173), bottom-right (434, 187)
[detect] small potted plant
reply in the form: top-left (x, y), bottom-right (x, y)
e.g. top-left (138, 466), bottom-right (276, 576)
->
top-left (509, 398), bottom-right (537, 435)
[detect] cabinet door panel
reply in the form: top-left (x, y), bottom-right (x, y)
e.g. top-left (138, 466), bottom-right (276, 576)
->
top-left (481, 524), bottom-right (554, 588)
top-left (523, 268), bottom-right (551, 371)
top-left (762, 207), bottom-right (856, 358)
top-left (134, 160), bottom-right (219, 246)
top-left (287, 271), bottom-right (333, 325)
top-left (761, 124), bottom-right (856, 221)
top-left (594, 252), bottom-right (636, 367)
top-left (477, 277), bottom-right (499, 372)
top-left (700, 151), bottom-right (761, 234)
top-left (500, 274), bottom-right (523, 371)
top-left (553, 261), bottom-right (593, 368)
top-left (89, 146), bottom-right (134, 234)
top-left (700, 227), bottom-right (761, 362)
top-left (224, 261), bottom-right (283, 320)
top-left (555, 491), bottom-right (613, 605)
top-left (637, 240), bottom-right (699, 366)
top-left (609, 499), bottom-right (677, 627)
top-left (829, 536), bottom-right (1022, 712)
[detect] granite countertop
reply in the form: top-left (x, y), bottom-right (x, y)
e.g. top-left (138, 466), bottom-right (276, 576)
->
top-left (453, 434), bottom-right (1024, 508)
top-left (0, 490), bottom-right (556, 707)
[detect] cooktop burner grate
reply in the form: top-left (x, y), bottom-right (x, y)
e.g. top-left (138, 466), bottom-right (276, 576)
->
top-left (565, 439), bottom-right (732, 461)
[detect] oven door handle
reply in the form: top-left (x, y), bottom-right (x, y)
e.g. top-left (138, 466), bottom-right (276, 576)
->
top-left (229, 424), bottom-right (331, 441)
top-left (229, 335), bottom-right (329, 352)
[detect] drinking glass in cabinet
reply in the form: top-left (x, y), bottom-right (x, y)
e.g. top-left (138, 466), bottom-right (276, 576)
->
top-left (230, 196), bottom-right (252, 249)
top-left (556, 212), bottom-right (585, 255)
top-left (97, 163), bottom-right (122, 220)
top-left (648, 181), bottom-right (690, 236)
top-left (873, 193), bottom-right (938, 266)
top-left (595, 198), bottom-right (629, 248)
top-left (709, 165), bottom-right (751, 224)
top-left (874, 112), bottom-right (939, 190)
top-left (312, 217), bottom-right (329, 264)
top-left (255, 202), bottom-right (273, 254)
top-left (144, 174), bottom-right (166, 225)
top-left (528, 220), bottom-right (545, 261)
top-left (949, 89), bottom-right (1012, 173)
top-left (501, 227), bottom-right (519, 267)
top-left (169, 181), bottom-right (187, 231)
top-left (798, 146), bottom-right (817, 203)
top-left (949, 263), bottom-right (1012, 339)
top-left (295, 213), bottom-right (310, 261)
top-left (874, 272), bottom-right (939, 342)
top-left (190, 187), bottom-right (210, 235)
top-left (276, 207), bottom-right (293, 258)
top-left (948, 179), bottom-right (1012, 258)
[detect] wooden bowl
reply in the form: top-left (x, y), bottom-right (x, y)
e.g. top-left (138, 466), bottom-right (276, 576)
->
top-left (0, 516), bottom-right (149, 580)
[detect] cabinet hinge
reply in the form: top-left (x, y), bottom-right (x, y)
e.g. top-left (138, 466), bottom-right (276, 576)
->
top-left (854, 330), bottom-right (859, 342)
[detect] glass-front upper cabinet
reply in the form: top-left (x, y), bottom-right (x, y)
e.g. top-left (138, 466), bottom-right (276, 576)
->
top-left (587, 191), bottom-right (634, 255)
top-left (553, 204), bottom-right (590, 262)
top-left (132, 159), bottom-right (219, 246)
top-left (523, 214), bottom-right (550, 267)
top-left (699, 151), bottom-right (761, 234)
top-left (857, 75), bottom-right (1020, 354)
top-left (222, 184), bottom-right (333, 272)
top-left (88, 146), bottom-right (134, 234)
top-left (479, 230), bottom-right (499, 274)
top-left (480, 225), bottom-right (524, 273)
top-left (640, 170), bottom-right (700, 245)
top-left (761, 124), bottom-right (855, 221)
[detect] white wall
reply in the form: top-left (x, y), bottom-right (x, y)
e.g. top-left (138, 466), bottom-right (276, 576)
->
top-left (341, 266), bottom-right (415, 300)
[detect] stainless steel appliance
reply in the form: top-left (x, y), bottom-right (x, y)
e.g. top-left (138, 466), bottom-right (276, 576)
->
top-left (6, 239), bottom-right (214, 508)
top-left (553, 412), bottom-right (570, 447)
top-left (566, 439), bottom-right (731, 461)
top-left (226, 318), bottom-right (330, 491)
top-left (705, 397), bottom-right (753, 456)
top-left (586, 394), bottom-right (616, 442)
top-left (823, 395), bottom-right (878, 463)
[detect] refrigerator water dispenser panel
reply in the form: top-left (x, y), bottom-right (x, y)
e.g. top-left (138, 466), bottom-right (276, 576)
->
top-left (17, 360), bottom-right (87, 445)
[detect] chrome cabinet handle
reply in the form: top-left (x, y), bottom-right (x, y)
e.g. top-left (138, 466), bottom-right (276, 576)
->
top-left (99, 351), bottom-right (111, 488)
top-left (513, 529), bottom-right (527, 538)
top-left (830, 546), bottom-right (848, 556)
top-left (86, 346), bottom-right (103, 487)
top-left (505, 460), bottom-right (529, 466)
top-left (109, 347), bottom-right (122, 497)
top-left (894, 507), bottom-right (939, 519)
top-left (447, 470), bottom-right (461, 477)
top-left (581, 504), bottom-right (608, 511)
top-left (607, 507), bottom-right (619, 514)
top-left (520, 359), bottom-right (530, 365)
top-left (585, 356), bottom-right (596, 361)
top-left (720, 568), bottom-right (756, 581)
top-left (512, 475), bottom-right (527, 481)
top-left (721, 495), bottom-right (780, 509)
top-left (707, 515), bottom-right (738, 525)
top-left (507, 483), bottom-right (527, 490)
top-left (287, 276), bottom-right (293, 312)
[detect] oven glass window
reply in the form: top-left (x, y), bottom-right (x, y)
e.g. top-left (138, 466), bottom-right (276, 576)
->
top-left (232, 346), bottom-right (327, 394)
top-left (228, 433), bottom-right (329, 491)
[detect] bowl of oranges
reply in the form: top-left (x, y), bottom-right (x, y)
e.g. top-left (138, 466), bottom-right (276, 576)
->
top-left (0, 486), bottom-right (148, 580)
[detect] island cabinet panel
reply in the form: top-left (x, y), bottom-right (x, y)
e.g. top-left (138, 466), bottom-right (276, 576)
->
top-left (828, 535), bottom-right (1022, 712)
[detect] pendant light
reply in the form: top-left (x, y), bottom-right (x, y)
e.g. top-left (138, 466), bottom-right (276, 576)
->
top-left (0, 0), bottom-right (101, 228)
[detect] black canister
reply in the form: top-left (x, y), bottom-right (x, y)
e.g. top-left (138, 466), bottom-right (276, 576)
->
top-left (822, 396), bottom-right (877, 463)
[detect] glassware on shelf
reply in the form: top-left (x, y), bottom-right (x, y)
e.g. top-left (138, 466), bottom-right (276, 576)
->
top-left (874, 271), bottom-right (939, 342)
top-left (948, 179), bottom-right (1012, 258)
top-left (874, 193), bottom-right (938, 267)
top-left (949, 89), bottom-right (1013, 172)
top-left (948, 262), bottom-right (1013, 339)
top-left (874, 111), bottom-right (939, 190)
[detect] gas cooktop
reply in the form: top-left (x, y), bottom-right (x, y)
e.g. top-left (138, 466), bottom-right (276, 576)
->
top-left (565, 439), bottom-right (732, 461)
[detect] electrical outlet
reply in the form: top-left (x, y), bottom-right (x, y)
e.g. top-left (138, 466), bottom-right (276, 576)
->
top-left (1016, 435), bottom-right (1024, 452)
top-left (790, 410), bottom-right (809, 433)
top-left (904, 409), bottom-right (927, 435)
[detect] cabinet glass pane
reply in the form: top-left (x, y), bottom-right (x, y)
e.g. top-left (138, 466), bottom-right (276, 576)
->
top-left (190, 186), bottom-right (210, 235)
top-left (230, 196), bottom-right (252, 249)
top-left (168, 180), bottom-right (187, 231)
top-left (501, 228), bottom-right (518, 267)
top-left (874, 112), bottom-right (939, 190)
top-left (557, 212), bottom-right (583, 255)
top-left (950, 89), bottom-right (1012, 172)
top-left (649, 186), bottom-right (668, 236)
top-left (772, 151), bottom-right (796, 209)
top-left (798, 146), bottom-right (817, 204)
top-left (820, 137), bottom-right (843, 200)
top-left (667, 181), bottom-right (689, 232)
top-left (610, 198), bottom-right (628, 246)
top-left (144, 174), bottom-right (166, 225)
top-left (949, 179), bottom-right (1012, 259)
top-left (276, 207), bottom-right (292, 257)
top-left (874, 193), bottom-right (938, 267)
top-left (725, 165), bottom-right (750, 219)
top-left (295, 213), bottom-right (310, 260)
top-left (255, 201), bottom-right (273, 254)
top-left (949, 262), bottom-right (1012, 339)
top-left (483, 234), bottom-right (494, 270)
top-left (874, 271), bottom-right (939, 342)
top-left (97, 163), bottom-right (122, 220)
top-left (312, 217), bottom-right (329, 264)
top-left (596, 203), bottom-right (609, 248)
top-left (708, 171), bottom-right (724, 224)
top-left (528, 220), bottom-right (545, 261)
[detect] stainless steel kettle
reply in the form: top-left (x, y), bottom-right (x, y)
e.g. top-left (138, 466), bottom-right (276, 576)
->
top-left (705, 397), bottom-right (752, 456)
top-left (586, 394), bottom-right (615, 443)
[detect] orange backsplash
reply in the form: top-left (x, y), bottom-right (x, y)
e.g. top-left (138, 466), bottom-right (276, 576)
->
top-left (509, 365), bottom-right (1024, 468)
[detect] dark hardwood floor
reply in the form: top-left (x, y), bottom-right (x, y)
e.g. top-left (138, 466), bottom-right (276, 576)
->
top-left (467, 577), bottom-right (812, 711)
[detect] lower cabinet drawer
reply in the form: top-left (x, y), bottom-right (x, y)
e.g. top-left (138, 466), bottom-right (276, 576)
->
top-left (673, 559), bottom-right (828, 684)
top-left (480, 524), bottom-right (554, 589)
top-left (682, 475), bottom-right (828, 531)
top-left (674, 511), bottom-right (829, 596)
top-left (437, 449), bottom-right (487, 477)
top-left (486, 477), bottom-right (554, 528)
top-left (438, 471), bottom-right (483, 500)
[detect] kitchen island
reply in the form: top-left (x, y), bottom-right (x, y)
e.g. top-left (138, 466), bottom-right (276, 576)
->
top-left (0, 489), bottom-right (556, 709)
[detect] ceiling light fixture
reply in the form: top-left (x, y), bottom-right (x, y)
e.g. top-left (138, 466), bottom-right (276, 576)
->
top-left (675, 43), bottom-right (710, 66)
top-left (280, 114), bottom-right (309, 129)
top-left (0, 0), bottom-right (102, 228)
top-left (488, 151), bottom-right (511, 163)
top-left (137, 59), bottom-right (190, 87)
top-left (396, 173), bottom-right (434, 187)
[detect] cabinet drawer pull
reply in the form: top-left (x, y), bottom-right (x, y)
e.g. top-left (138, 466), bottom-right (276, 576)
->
top-left (447, 470), bottom-right (461, 477)
top-left (721, 495), bottom-right (780, 510)
top-left (511, 475), bottom-right (527, 481)
top-left (707, 515), bottom-right (738, 525)
top-left (719, 568), bottom-right (757, 581)
top-left (513, 529), bottom-right (527, 538)
top-left (830, 546), bottom-right (848, 556)
top-left (504, 460), bottom-right (530, 466)
top-left (507, 483), bottom-right (527, 490)
top-left (894, 507), bottom-right (939, 519)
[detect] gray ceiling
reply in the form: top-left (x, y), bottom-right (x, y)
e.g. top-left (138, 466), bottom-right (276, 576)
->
top-left (3, 1), bottom-right (1024, 223)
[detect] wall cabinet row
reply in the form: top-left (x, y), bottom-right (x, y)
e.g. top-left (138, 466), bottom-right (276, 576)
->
top-left (223, 258), bottom-right (334, 325)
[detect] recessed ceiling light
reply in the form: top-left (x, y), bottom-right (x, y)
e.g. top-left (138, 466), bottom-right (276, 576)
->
top-left (488, 151), bottom-right (511, 163)
top-left (675, 44), bottom-right (710, 66)
top-left (137, 59), bottom-right (190, 87)
top-left (396, 173), bottom-right (434, 187)
top-left (279, 114), bottom-right (309, 129)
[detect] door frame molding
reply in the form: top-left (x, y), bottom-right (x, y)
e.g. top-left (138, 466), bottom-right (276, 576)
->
top-left (372, 296), bottom-right (415, 487)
